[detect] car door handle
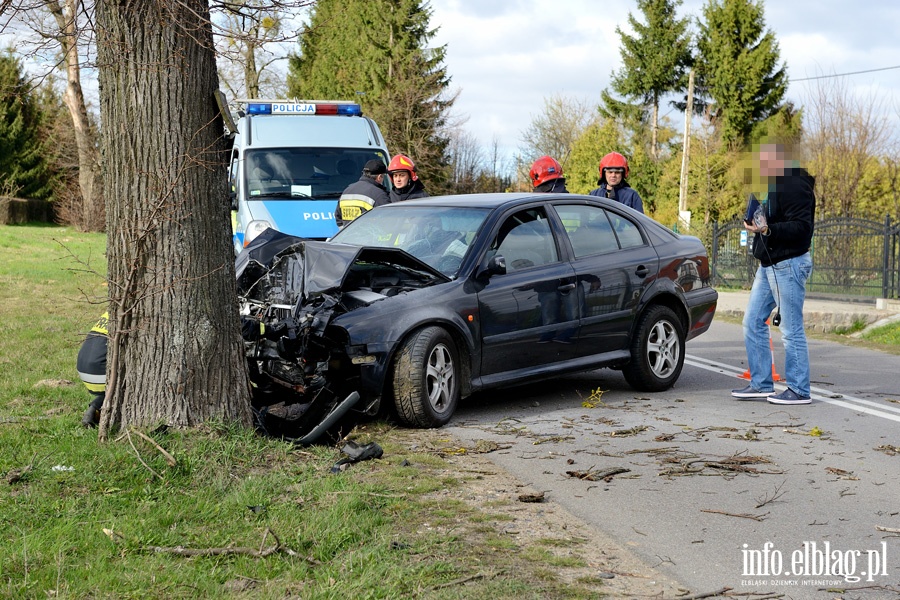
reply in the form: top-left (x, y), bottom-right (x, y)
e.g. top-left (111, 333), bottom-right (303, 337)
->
top-left (557, 283), bottom-right (576, 293)
top-left (635, 265), bottom-right (649, 278)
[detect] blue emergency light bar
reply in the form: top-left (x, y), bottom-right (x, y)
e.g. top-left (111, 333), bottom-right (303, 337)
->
top-left (244, 101), bottom-right (362, 116)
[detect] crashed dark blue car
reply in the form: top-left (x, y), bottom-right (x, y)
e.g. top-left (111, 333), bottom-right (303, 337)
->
top-left (236, 193), bottom-right (718, 440)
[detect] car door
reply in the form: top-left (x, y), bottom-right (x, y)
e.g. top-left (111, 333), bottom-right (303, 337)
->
top-left (476, 207), bottom-right (579, 378)
top-left (552, 203), bottom-right (658, 356)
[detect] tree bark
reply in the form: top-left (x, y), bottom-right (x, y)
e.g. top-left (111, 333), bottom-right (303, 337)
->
top-left (96, 0), bottom-right (252, 439)
top-left (48, 0), bottom-right (104, 231)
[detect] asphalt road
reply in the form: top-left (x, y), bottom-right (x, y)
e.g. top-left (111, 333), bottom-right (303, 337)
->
top-left (445, 320), bottom-right (900, 598)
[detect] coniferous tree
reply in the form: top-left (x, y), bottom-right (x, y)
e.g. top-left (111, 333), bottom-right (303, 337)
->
top-left (0, 51), bottom-right (57, 200)
top-left (694, 0), bottom-right (787, 146)
top-left (287, 0), bottom-right (454, 192)
top-left (601, 0), bottom-right (692, 160)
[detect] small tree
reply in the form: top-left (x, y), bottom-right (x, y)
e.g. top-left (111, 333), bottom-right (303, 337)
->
top-left (519, 94), bottom-right (595, 169)
top-left (213, 0), bottom-right (313, 99)
top-left (0, 51), bottom-right (57, 200)
top-left (802, 76), bottom-right (892, 219)
top-left (604, 0), bottom-right (692, 160)
top-left (695, 0), bottom-right (787, 146)
top-left (288, 0), bottom-right (455, 192)
top-left (3, 0), bottom-right (104, 229)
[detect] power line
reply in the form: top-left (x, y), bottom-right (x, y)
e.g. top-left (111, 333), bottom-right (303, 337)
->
top-left (792, 65), bottom-right (900, 82)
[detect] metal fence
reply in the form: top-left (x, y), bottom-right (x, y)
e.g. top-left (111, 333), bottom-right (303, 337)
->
top-left (709, 215), bottom-right (900, 300)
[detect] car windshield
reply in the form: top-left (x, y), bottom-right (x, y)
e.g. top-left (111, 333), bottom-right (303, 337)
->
top-left (330, 205), bottom-right (491, 277)
top-left (244, 147), bottom-right (385, 200)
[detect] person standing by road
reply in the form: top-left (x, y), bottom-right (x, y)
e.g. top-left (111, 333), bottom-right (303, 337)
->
top-left (336, 159), bottom-right (390, 227)
top-left (589, 152), bottom-right (643, 213)
top-left (732, 143), bottom-right (816, 405)
top-left (387, 154), bottom-right (428, 202)
top-left (529, 156), bottom-right (569, 193)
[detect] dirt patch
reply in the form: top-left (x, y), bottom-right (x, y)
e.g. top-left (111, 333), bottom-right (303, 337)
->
top-left (386, 427), bottom-right (689, 598)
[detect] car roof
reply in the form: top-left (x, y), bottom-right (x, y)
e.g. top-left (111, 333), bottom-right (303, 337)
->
top-left (378, 192), bottom-right (681, 242)
top-left (379, 192), bottom-right (572, 210)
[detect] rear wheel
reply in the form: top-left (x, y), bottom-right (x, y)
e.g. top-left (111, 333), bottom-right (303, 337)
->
top-left (622, 305), bottom-right (685, 392)
top-left (392, 326), bottom-right (460, 428)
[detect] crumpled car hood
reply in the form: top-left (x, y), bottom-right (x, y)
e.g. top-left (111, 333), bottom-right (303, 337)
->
top-left (236, 228), bottom-right (450, 303)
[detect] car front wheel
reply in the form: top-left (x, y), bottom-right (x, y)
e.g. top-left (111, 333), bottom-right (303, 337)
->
top-left (392, 326), bottom-right (460, 428)
top-left (622, 305), bottom-right (685, 392)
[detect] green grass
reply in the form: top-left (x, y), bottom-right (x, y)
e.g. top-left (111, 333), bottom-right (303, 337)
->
top-left (0, 225), bottom-right (614, 600)
top-left (862, 320), bottom-right (900, 345)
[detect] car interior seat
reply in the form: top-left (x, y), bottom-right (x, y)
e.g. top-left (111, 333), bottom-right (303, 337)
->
top-left (497, 220), bottom-right (554, 271)
top-left (569, 216), bottom-right (618, 256)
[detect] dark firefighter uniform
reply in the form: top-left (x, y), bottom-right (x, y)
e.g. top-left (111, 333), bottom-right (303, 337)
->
top-left (76, 312), bottom-right (108, 427)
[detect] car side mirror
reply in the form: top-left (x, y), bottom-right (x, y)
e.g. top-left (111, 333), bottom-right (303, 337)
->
top-left (478, 254), bottom-right (506, 279)
top-left (229, 189), bottom-right (237, 211)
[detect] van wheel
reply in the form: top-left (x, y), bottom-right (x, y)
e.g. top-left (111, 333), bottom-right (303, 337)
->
top-left (622, 305), bottom-right (684, 392)
top-left (392, 326), bottom-right (459, 428)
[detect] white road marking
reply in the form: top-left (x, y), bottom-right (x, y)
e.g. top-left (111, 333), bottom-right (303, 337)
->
top-left (685, 354), bottom-right (900, 424)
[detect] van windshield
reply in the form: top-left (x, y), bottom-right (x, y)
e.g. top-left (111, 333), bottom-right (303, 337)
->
top-left (244, 148), bottom-right (387, 200)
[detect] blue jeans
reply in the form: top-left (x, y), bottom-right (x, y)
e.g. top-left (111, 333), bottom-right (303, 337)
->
top-left (742, 253), bottom-right (813, 396)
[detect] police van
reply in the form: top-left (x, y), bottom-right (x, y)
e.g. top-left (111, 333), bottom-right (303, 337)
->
top-left (227, 99), bottom-right (390, 253)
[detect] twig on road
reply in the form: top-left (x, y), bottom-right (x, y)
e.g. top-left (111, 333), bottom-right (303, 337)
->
top-left (755, 481), bottom-right (787, 508)
top-left (701, 509), bottom-right (768, 521)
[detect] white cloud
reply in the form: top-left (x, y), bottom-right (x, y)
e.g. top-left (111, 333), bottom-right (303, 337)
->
top-left (431, 0), bottom-right (900, 160)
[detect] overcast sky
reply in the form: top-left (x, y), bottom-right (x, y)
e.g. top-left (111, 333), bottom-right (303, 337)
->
top-left (428, 0), bottom-right (900, 160)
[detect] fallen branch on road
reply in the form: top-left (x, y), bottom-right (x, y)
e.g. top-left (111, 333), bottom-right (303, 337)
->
top-left (565, 467), bottom-right (631, 482)
top-left (675, 586), bottom-right (731, 599)
top-left (700, 509), bottom-right (769, 521)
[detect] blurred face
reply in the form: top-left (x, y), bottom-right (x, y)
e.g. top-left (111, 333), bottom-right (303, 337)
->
top-left (391, 171), bottom-right (411, 188)
top-left (758, 144), bottom-right (786, 178)
top-left (604, 168), bottom-right (624, 186)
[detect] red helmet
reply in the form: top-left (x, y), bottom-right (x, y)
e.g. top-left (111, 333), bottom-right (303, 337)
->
top-left (599, 152), bottom-right (629, 179)
top-left (529, 156), bottom-right (564, 188)
top-left (388, 154), bottom-right (418, 181)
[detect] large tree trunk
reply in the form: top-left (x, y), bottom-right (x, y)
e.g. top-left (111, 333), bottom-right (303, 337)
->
top-left (96, 0), bottom-right (252, 439)
top-left (48, 0), bottom-right (104, 232)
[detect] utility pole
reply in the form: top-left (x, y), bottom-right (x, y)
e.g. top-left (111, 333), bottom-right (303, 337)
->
top-left (678, 69), bottom-right (695, 230)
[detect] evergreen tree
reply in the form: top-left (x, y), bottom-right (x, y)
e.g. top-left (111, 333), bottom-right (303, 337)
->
top-left (287, 0), bottom-right (454, 192)
top-left (694, 0), bottom-right (787, 146)
top-left (602, 0), bottom-right (692, 160)
top-left (0, 51), bottom-right (57, 200)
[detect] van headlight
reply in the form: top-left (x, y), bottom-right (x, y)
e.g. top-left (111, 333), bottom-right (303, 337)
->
top-left (244, 220), bottom-right (273, 246)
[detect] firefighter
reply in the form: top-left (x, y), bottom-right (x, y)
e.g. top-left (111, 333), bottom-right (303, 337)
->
top-left (76, 312), bottom-right (108, 427)
top-left (337, 159), bottom-right (390, 227)
top-left (589, 152), bottom-right (644, 213)
top-left (529, 156), bottom-right (569, 193)
top-left (387, 154), bottom-right (428, 202)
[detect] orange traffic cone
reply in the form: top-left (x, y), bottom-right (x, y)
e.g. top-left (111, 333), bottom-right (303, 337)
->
top-left (739, 319), bottom-right (783, 382)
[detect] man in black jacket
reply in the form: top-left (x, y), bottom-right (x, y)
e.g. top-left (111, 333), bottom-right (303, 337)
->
top-left (336, 159), bottom-right (390, 227)
top-left (732, 143), bottom-right (816, 405)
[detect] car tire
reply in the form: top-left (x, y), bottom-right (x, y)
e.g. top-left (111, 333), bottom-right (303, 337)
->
top-left (392, 326), bottom-right (460, 428)
top-left (622, 305), bottom-right (685, 392)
